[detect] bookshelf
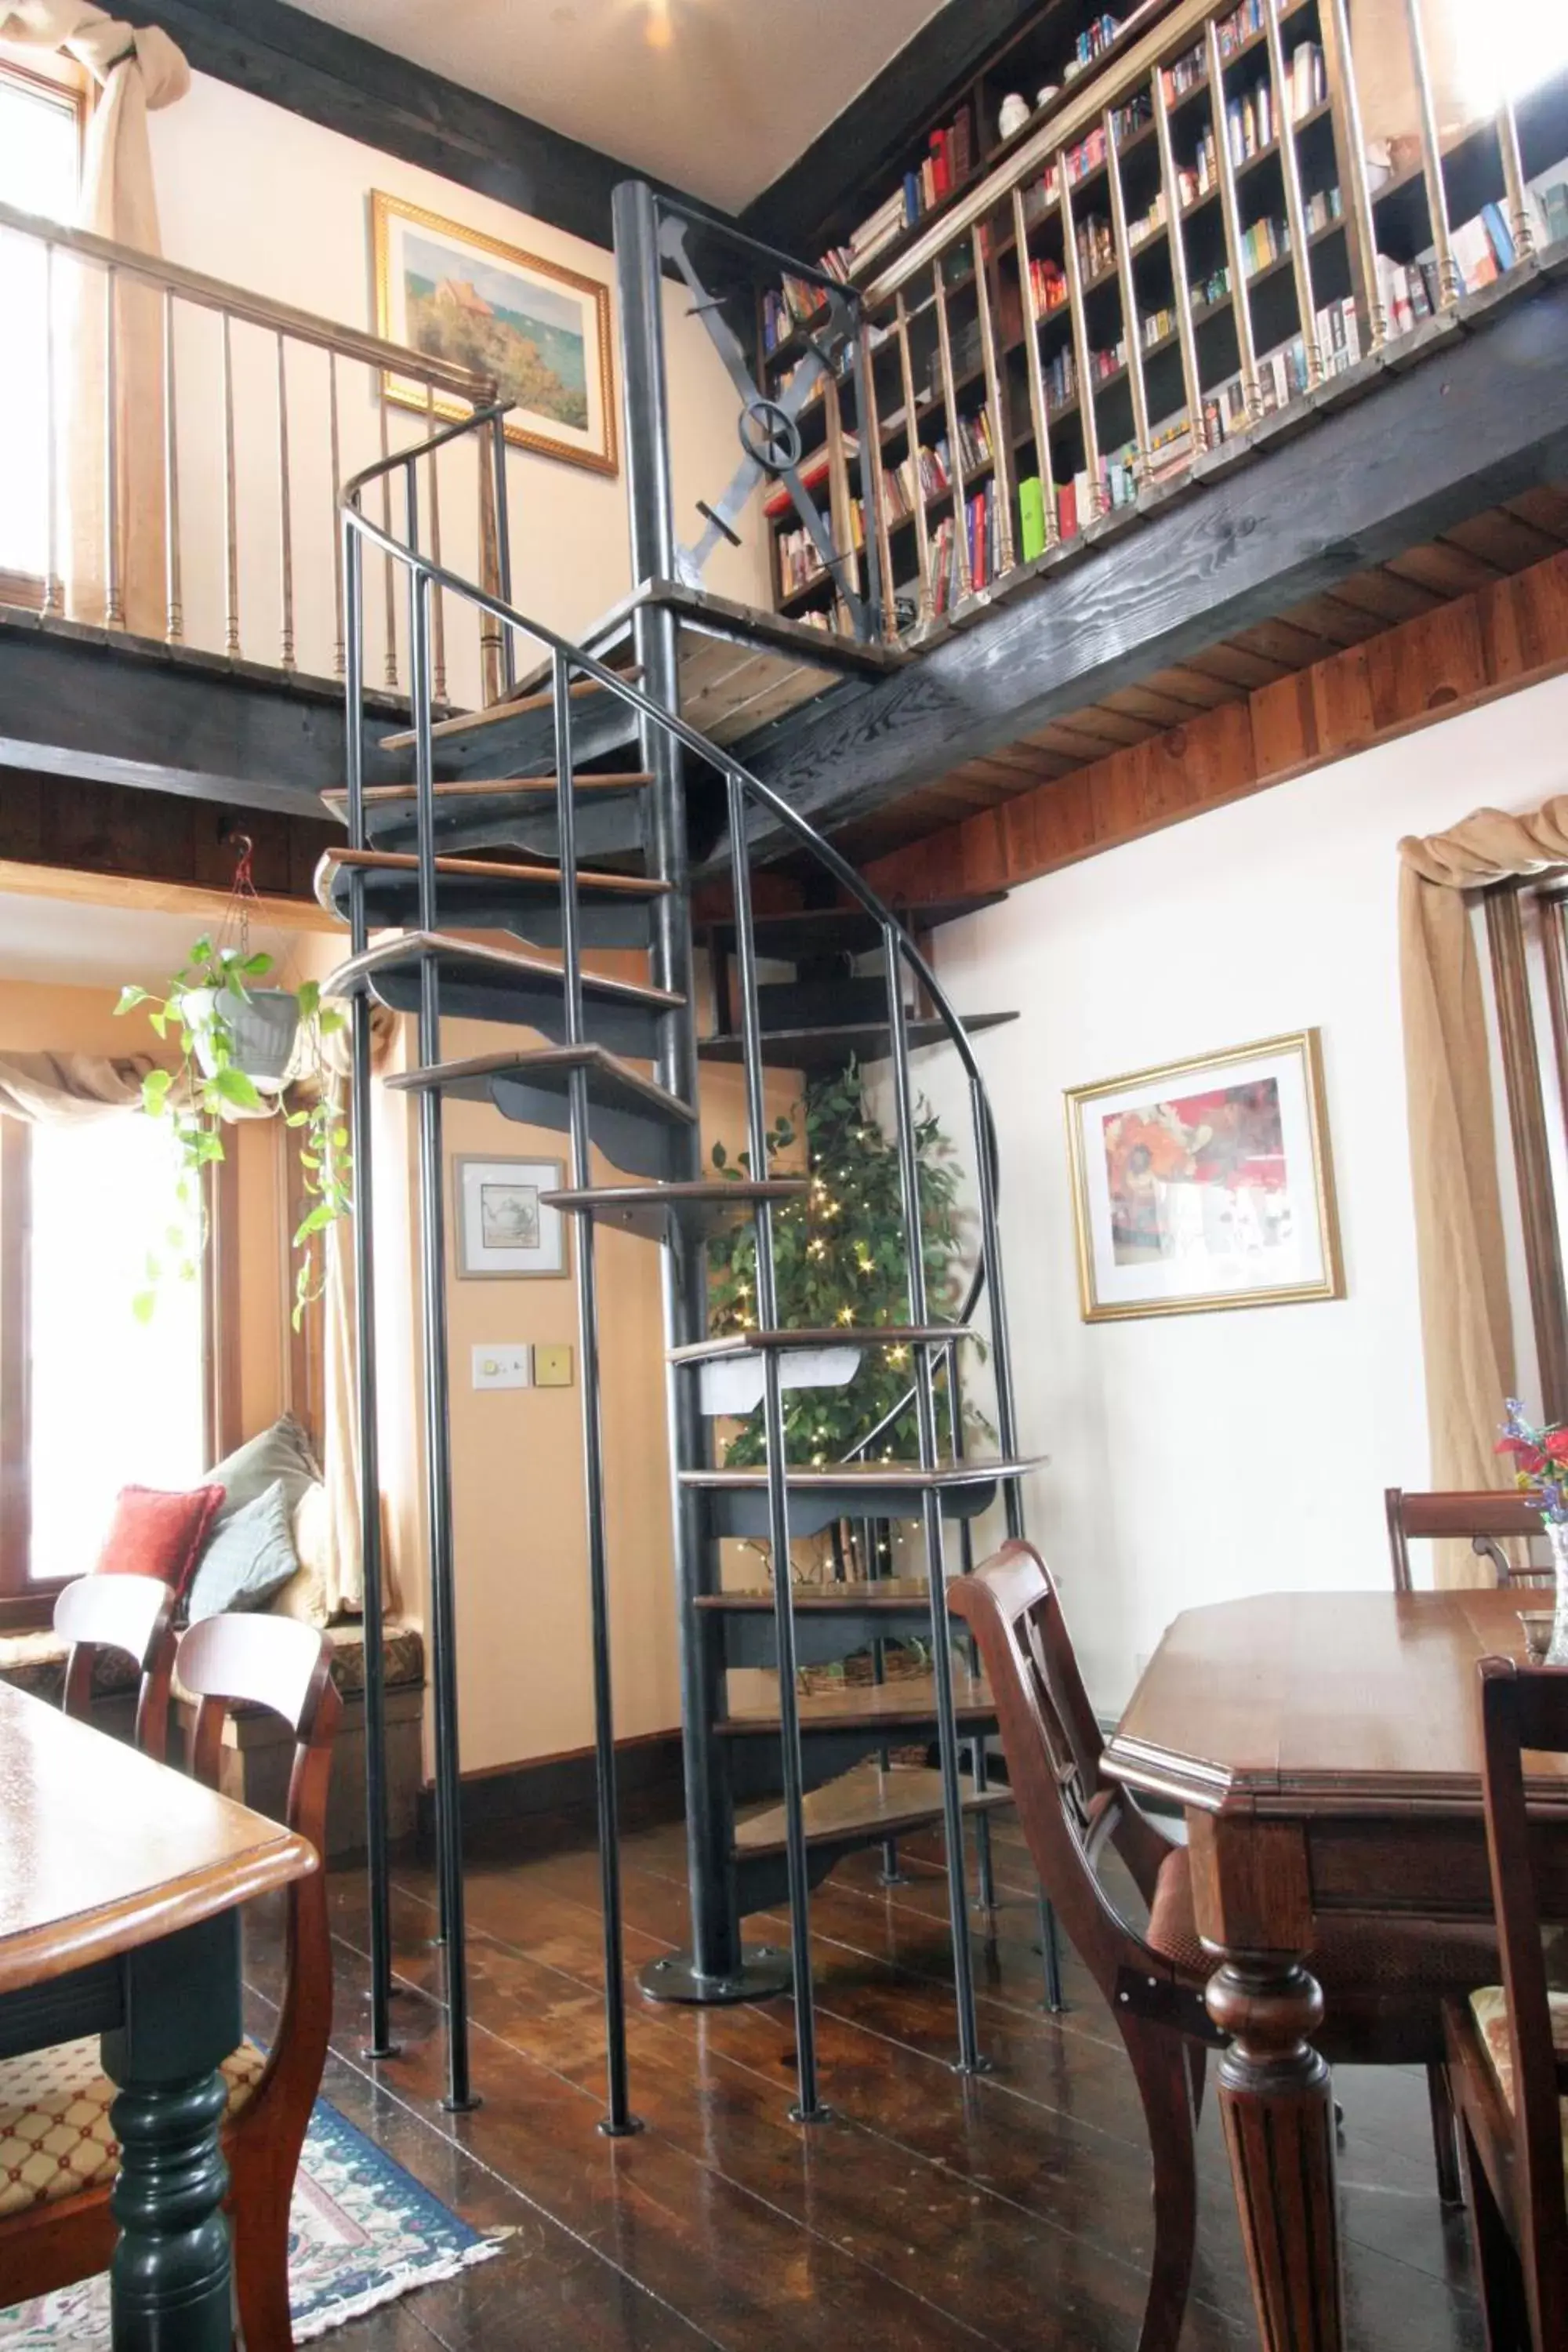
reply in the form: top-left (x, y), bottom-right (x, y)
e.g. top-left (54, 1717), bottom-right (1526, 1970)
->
top-left (754, 0), bottom-right (1568, 640)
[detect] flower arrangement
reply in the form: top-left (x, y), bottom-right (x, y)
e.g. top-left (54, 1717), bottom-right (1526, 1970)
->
top-left (1495, 1398), bottom-right (1568, 1522)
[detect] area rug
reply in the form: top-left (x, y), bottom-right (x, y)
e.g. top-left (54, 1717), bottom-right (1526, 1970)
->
top-left (0, 2093), bottom-right (500, 2346)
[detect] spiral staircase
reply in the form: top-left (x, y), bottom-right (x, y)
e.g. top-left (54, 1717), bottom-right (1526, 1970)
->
top-left (319, 181), bottom-right (1053, 2129)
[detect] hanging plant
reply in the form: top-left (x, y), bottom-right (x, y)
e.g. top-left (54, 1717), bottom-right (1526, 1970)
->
top-left (114, 846), bottom-right (353, 1327)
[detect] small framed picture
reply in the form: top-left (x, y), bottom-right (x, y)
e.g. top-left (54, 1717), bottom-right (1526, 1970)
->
top-left (372, 191), bottom-right (619, 476)
top-left (1064, 1030), bottom-right (1344, 1322)
top-left (453, 1156), bottom-right (568, 1280)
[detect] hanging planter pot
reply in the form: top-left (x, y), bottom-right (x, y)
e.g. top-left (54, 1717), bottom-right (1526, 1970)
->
top-left (182, 984), bottom-right (301, 1091)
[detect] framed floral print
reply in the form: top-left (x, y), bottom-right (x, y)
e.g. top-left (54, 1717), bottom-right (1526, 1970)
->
top-left (372, 191), bottom-right (619, 476)
top-left (1064, 1030), bottom-right (1344, 1322)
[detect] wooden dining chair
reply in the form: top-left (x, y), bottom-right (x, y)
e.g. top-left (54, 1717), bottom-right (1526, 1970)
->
top-left (1385, 1487), bottom-right (1547, 1592)
top-left (0, 1612), bottom-right (339, 2352)
top-left (53, 1572), bottom-right (177, 1760)
top-left (951, 1538), bottom-right (1502, 2352)
top-left (1443, 1657), bottom-right (1568, 2352)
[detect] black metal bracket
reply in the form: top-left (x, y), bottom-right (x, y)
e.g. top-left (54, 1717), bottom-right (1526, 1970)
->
top-left (1113, 1963), bottom-right (1228, 2047)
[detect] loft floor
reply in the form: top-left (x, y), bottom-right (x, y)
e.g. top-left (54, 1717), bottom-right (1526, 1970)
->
top-left (244, 1815), bottom-right (1482, 2351)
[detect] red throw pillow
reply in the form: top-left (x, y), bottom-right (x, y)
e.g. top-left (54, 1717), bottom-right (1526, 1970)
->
top-left (94, 1484), bottom-right (227, 1597)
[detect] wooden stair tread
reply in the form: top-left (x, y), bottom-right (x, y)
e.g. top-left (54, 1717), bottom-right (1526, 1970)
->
top-left (682, 1456), bottom-right (1042, 1492)
top-left (699, 1012), bottom-right (1018, 1065)
top-left (321, 774), bottom-right (654, 808)
top-left (719, 1667), bottom-right (996, 1733)
top-left (697, 1579), bottom-right (936, 1613)
top-left (322, 931), bottom-right (681, 1013)
top-left (378, 669), bottom-right (640, 753)
top-left (733, 1762), bottom-right (1011, 1858)
top-left (385, 1043), bottom-right (697, 1127)
top-left (315, 847), bottom-right (666, 898)
top-left (670, 1323), bottom-right (970, 1366)
top-left (540, 1178), bottom-right (808, 1243)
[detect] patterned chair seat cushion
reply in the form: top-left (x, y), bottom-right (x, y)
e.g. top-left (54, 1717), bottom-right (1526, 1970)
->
top-left (1468, 1982), bottom-right (1568, 2167)
top-left (0, 2037), bottom-right (266, 2216)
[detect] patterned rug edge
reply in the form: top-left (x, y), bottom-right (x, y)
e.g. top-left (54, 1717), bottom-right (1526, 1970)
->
top-left (292, 2238), bottom-right (502, 2344)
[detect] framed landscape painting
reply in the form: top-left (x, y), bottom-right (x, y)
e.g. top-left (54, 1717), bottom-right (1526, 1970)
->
top-left (1064, 1030), bottom-right (1343, 1322)
top-left (372, 192), bottom-right (618, 475)
top-left (454, 1156), bottom-right (568, 1280)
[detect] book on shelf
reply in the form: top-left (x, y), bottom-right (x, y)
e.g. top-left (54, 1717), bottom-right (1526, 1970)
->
top-left (812, 101), bottom-right (975, 289)
top-left (1530, 169), bottom-right (1568, 246)
top-left (761, 435), bottom-right (859, 522)
top-left (1075, 212), bottom-right (1116, 282)
top-left (1028, 255), bottom-right (1070, 320)
top-left (1064, 12), bottom-right (1121, 79)
top-left (1376, 250), bottom-right (1439, 335)
top-left (1146, 410), bottom-right (1195, 481)
top-left (1018, 475), bottom-right (1049, 563)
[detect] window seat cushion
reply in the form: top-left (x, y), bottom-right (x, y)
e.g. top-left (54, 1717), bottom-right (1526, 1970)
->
top-left (0, 1620), bottom-right (424, 1708)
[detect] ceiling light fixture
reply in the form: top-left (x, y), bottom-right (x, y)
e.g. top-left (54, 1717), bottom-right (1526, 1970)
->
top-left (644, 0), bottom-right (673, 49)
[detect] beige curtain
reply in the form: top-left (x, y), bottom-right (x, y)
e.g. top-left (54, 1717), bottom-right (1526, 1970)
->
top-left (0, 1050), bottom-right (154, 1120)
top-left (1398, 798), bottom-right (1568, 1578)
top-left (1352, 0), bottom-right (1473, 155)
top-left (0, 2), bottom-right (190, 635)
top-left (305, 1007), bottom-right (398, 1617)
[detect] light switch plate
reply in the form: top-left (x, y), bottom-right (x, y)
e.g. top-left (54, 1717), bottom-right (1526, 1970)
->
top-left (533, 1342), bottom-right (574, 1388)
top-left (472, 1344), bottom-right (531, 1391)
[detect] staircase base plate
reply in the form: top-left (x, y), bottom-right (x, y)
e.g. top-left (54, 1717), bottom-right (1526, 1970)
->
top-left (637, 1945), bottom-right (792, 2005)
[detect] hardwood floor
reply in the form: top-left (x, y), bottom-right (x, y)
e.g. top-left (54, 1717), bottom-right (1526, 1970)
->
top-left (244, 1814), bottom-right (1485, 2350)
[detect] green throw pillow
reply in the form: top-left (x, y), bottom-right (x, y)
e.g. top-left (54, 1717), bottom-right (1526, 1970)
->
top-left (185, 1480), bottom-right (300, 1623)
top-left (205, 1416), bottom-right (320, 1526)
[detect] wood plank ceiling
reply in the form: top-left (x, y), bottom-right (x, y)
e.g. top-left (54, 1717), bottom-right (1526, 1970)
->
top-left (825, 485), bottom-right (1568, 867)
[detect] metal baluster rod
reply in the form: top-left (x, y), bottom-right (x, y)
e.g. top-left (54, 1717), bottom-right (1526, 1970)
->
top-left (931, 254), bottom-right (973, 602)
top-left (1403, 0), bottom-right (1459, 305)
top-left (405, 465), bottom-right (476, 2112)
top-left (851, 309), bottom-right (890, 644)
top-left (728, 765), bottom-right (826, 2124)
top-left (329, 354), bottom-right (345, 680)
top-left (552, 647), bottom-right (643, 2140)
top-left (220, 310), bottom-right (239, 657)
top-left (893, 289), bottom-right (937, 620)
top-left (491, 412), bottom-right (515, 692)
top-left (1207, 17), bottom-right (1262, 423)
top-left (341, 513), bottom-right (397, 2061)
top-left (425, 384), bottom-right (447, 705)
top-left (883, 924), bottom-right (983, 2074)
top-left (379, 395), bottom-right (397, 689)
top-left (162, 288), bottom-right (182, 642)
top-left (1265, 0), bottom-right (1323, 388)
top-left (42, 243), bottom-right (59, 617)
top-left (1011, 180), bottom-right (1060, 550)
top-left (276, 332), bottom-right (296, 672)
top-left (942, 1339), bottom-right (993, 1915)
top-left (103, 265), bottom-right (122, 627)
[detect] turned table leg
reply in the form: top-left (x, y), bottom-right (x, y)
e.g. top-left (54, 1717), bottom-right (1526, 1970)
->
top-left (1206, 1951), bottom-right (1343, 2352)
top-left (101, 1912), bottom-right (243, 2352)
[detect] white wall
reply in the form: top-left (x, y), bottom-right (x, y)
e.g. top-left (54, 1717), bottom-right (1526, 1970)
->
top-left (923, 671), bottom-right (1568, 1719)
top-left (139, 72), bottom-right (768, 693)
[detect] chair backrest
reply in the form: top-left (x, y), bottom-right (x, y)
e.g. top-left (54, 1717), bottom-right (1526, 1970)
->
top-left (53, 1573), bottom-right (177, 1761)
top-left (1385, 1488), bottom-right (1545, 1592)
top-left (1472, 1656), bottom-right (1568, 2345)
top-left (949, 1539), bottom-right (1174, 2003)
top-left (176, 1613), bottom-right (340, 2103)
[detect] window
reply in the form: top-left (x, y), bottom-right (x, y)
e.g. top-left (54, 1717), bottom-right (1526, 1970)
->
top-left (0, 1115), bottom-right (208, 1610)
top-left (0, 56), bottom-right (83, 593)
top-left (1483, 881), bottom-right (1568, 1419)
top-left (1443, 0), bottom-right (1568, 110)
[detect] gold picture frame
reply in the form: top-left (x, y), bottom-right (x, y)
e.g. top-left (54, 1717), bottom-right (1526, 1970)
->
top-left (1063, 1029), bottom-right (1344, 1323)
top-left (372, 191), bottom-right (619, 477)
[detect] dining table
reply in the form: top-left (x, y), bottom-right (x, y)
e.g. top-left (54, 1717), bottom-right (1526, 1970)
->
top-left (0, 1679), bottom-right (317, 2348)
top-left (1101, 1584), bottom-right (1568, 2352)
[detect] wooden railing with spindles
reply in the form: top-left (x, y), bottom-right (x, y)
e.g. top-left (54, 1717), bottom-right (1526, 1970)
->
top-left (760, 0), bottom-right (1568, 642)
top-left (0, 198), bottom-right (508, 705)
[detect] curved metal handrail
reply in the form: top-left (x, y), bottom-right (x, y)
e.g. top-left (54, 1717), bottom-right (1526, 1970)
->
top-left (342, 429), bottom-right (1004, 1419)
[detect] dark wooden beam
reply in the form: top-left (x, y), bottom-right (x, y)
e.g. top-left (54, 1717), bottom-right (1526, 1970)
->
top-left (739, 283), bottom-right (1568, 863)
top-left (0, 610), bottom-right (401, 817)
top-left (742, 0), bottom-right (1045, 255)
top-left (132, 0), bottom-right (710, 251)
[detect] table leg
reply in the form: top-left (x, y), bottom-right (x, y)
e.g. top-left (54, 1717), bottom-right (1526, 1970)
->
top-left (1206, 1951), bottom-right (1343, 2352)
top-left (101, 1911), bottom-right (243, 2352)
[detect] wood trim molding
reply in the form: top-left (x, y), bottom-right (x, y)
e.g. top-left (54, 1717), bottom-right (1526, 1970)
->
top-left (863, 548), bottom-right (1568, 904)
top-left (0, 1121), bottom-right (32, 1604)
top-left (416, 1727), bottom-right (685, 1854)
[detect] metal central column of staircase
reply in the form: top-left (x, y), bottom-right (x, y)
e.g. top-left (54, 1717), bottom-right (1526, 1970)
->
top-left (325, 182), bottom-right (1052, 2125)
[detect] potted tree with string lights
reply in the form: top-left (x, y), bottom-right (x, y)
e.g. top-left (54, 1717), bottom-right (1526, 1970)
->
top-left (114, 837), bottom-right (352, 1323)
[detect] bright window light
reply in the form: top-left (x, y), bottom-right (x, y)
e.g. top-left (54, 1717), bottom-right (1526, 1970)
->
top-left (1445, 0), bottom-right (1568, 111)
top-left (0, 66), bottom-right (78, 582)
top-left (27, 1117), bottom-right (206, 1583)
